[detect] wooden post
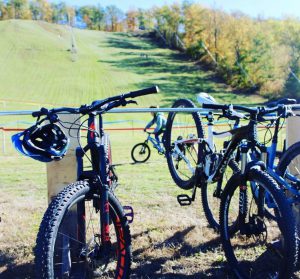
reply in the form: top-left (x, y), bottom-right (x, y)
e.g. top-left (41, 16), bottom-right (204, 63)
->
top-left (2, 129), bottom-right (5, 154)
top-left (47, 114), bottom-right (80, 203)
top-left (286, 116), bottom-right (300, 148)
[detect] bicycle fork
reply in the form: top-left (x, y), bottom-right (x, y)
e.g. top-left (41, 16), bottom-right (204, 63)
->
top-left (239, 142), bottom-right (267, 236)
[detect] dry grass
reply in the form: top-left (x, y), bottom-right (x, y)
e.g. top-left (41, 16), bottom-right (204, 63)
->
top-left (0, 128), bottom-right (298, 279)
top-left (0, 129), bottom-right (231, 279)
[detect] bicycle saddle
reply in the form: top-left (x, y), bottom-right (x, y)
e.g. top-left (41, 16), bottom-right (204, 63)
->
top-left (197, 92), bottom-right (217, 105)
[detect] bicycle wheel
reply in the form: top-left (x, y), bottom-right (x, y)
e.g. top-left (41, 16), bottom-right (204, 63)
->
top-left (103, 133), bottom-right (118, 190)
top-left (277, 141), bottom-right (300, 187)
top-left (35, 181), bottom-right (132, 279)
top-left (164, 99), bottom-right (204, 190)
top-left (220, 168), bottom-right (298, 279)
top-left (201, 158), bottom-right (240, 231)
top-left (131, 143), bottom-right (151, 163)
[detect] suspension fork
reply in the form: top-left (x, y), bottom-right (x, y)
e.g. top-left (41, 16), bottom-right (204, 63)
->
top-left (98, 114), bottom-right (112, 249)
top-left (258, 145), bottom-right (268, 217)
top-left (87, 113), bottom-right (111, 250)
top-left (99, 144), bottom-right (111, 248)
top-left (239, 142), bottom-right (249, 227)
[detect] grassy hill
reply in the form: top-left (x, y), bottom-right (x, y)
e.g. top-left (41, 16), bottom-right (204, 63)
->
top-left (0, 19), bottom-right (265, 112)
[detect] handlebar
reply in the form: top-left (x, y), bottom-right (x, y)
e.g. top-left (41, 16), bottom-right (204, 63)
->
top-left (32, 86), bottom-right (159, 118)
top-left (202, 102), bottom-right (288, 120)
top-left (127, 86), bottom-right (159, 98)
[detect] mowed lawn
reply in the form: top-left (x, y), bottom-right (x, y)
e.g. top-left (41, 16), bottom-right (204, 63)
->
top-left (0, 20), bottom-right (278, 278)
top-left (0, 20), bottom-right (265, 111)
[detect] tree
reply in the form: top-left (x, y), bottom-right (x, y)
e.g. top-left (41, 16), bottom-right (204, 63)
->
top-left (0, 1), bottom-right (9, 19)
top-left (126, 9), bottom-right (138, 31)
top-left (105, 5), bottom-right (124, 32)
top-left (6, 0), bottom-right (31, 19)
top-left (277, 17), bottom-right (300, 98)
top-left (51, 2), bottom-right (67, 23)
top-left (29, 1), bottom-right (41, 20)
top-left (29, 0), bottom-right (53, 22)
top-left (78, 5), bottom-right (105, 30)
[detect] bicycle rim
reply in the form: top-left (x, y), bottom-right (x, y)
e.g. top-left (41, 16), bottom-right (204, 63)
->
top-left (54, 197), bottom-right (124, 278)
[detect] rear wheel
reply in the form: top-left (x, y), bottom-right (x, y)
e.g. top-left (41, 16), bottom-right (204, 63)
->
top-left (277, 141), bottom-right (300, 188)
top-left (35, 181), bottom-right (132, 279)
top-left (131, 142), bottom-right (151, 163)
top-left (164, 99), bottom-right (204, 190)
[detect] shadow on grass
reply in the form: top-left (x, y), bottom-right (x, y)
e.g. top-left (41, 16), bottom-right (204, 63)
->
top-left (131, 226), bottom-right (232, 278)
top-left (99, 33), bottom-right (265, 107)
top-left (0, 227), bottom-right (230, 278)
top-left (0, 252), bottom-right (34, 279)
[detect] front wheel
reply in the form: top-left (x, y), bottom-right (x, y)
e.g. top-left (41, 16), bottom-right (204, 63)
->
top-left (131, 143), bottom-right (151, 163)
top-left (201, 158), bottom-right (240, 231)
top-left (220, 168), bottom-right (297, 279)
top-left (35, 181), bottom-right (132, 279)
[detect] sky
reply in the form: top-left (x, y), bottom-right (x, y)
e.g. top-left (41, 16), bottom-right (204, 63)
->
top-left (55, 0), bottom-right (300, 19)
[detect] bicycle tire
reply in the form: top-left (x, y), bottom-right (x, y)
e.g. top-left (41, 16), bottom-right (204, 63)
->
top-left (131, 142), bottom-right (151, 163)
top-left (35, 181), bottom-right (132, 279)
top-left (220, 168), bottom-right (298, 279)
top-left (201, 158), bottom-right (240, 231)
top-left (164, 99), bottom-right (204, 190)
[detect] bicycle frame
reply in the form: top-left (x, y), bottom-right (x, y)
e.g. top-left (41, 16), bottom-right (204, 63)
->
top-left (146, 133), bottom-right (159, 146)
top-left (145, 132), bottom-right (165, 153)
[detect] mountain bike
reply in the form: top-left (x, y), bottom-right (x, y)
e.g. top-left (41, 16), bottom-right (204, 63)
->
top-left (164, 100), bottom-right (298, 278)
top-left (13, 86), bottom-right (159, 278)
top-left (201, 98), bottom-right (299, 229)
top-left (131, 131), bottom-right (164, 163)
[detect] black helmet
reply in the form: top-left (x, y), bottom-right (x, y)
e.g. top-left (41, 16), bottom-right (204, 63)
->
top-left (12, 123), bottom-right (69, 162)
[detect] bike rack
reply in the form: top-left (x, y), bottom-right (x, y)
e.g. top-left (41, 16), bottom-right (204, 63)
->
top-left (0, 106), bottom-right (299, 202)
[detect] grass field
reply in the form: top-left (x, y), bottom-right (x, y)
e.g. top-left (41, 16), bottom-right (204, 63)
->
top-left (0, 19), bottom-right (292, 278)
top-left (0, 20), bottom-right (265, 111)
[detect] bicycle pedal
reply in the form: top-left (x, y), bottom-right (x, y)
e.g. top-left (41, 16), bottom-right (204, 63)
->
top-left (123, 205), bottom-right (134, 224)
top-left (177, 194), bottom-right (192, 206)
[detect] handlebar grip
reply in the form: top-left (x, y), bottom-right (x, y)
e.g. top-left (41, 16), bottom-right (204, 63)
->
top-left (32, 107), bottom-right (48, 117)
top-left (32, 111), bottom-right (41, 117)
top-left (128, 86), bottom-right (159, 98)
top-left (202, 103), bottom-right (229, 110)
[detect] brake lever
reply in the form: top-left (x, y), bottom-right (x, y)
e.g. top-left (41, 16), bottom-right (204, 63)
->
top-left (285, 105), bottom-right (295, 118)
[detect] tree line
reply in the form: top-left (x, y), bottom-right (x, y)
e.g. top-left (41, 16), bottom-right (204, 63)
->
top-left (0, 0), bottom-right (126, 31)
top-left (1, 0), bottom-right (300, 98)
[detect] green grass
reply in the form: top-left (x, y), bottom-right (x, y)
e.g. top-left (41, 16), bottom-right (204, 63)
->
top-left (0, 20), bottom-right (265, 109)
top-left (0, 19), bottom-right (267, 130)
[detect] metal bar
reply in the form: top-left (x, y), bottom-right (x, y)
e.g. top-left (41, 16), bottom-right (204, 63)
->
top-left (1, 106), bottom-right (300, 117)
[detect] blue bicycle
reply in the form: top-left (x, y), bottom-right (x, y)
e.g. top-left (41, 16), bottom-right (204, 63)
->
top-left (131, 131), bottom-right (165, 163)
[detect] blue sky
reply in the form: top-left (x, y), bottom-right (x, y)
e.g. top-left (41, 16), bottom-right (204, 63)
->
top-left (55, 0), bottom-right (300, 19)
